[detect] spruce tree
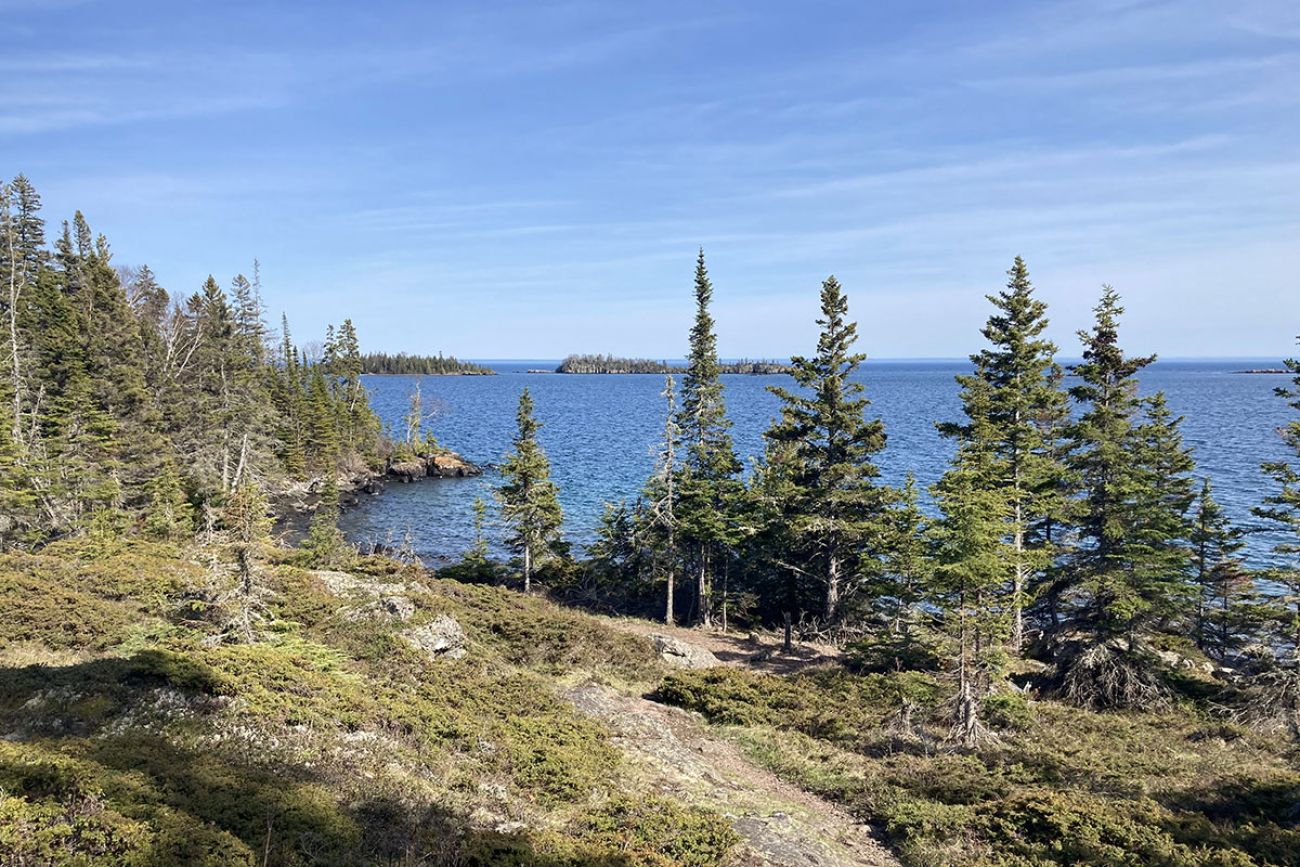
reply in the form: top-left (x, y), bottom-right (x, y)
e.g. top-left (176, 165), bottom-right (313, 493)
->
top-left (676, 249), bottom-right (741, 626)
top-left (1060, 288), bottom-right (1195, 708)
top-left (932, 370), bottom-right (1012, 745)
top-left (1191, 479), bottom-right (1249, 658)
top-left (1253, 338), bottom-right (1300, 725)
top-left (643, 373), bottom-right (681, 623)
top-left (301, 477), bottom-right (353, 569)
top-left (497, 388), bottom-right (563, 592)
top-left (765, 275), bottom-right (889, 625)
top-left (941, 257), bottom-right (1071, 652)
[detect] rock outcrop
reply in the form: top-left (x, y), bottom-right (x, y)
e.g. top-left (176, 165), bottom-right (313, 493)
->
top-left (404, 614), bottom-right (468, 660)
top-left (650, 633), bottom-right (720, 669)
top-left (387, 451), bottom-right (481, 483)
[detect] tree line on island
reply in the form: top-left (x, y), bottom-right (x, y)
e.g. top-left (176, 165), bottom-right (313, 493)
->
top-left (359, 351), bottom-right (494, 376)
top-left (556, 353), bottom-right (789, 375)
top-left (486, 249), bottom-right (1300, 742)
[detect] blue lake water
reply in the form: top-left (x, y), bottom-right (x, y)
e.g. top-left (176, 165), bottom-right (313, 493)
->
top-left (340, 360), bottom-right (1296, 568)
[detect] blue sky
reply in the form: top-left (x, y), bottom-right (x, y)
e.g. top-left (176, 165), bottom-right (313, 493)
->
top-left (3, 0), bottom-right (1298, 359)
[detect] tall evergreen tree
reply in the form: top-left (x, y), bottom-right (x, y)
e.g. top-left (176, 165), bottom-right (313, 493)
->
top-left (1253, 338), bottom-right (1300, 725)
top-left (1191, 478), bottom-right (1249, 658)
top-left (931, 383), bottom-right (1012, 746)
top-left (497, 388), bottom-right (563, 592)
top-left (941, 257), bottom-right (1071, 651)
top-left (765, 275), bottom-right (889, 625)
top-left (643, 373), bottom-right (681, 623)
top-left (675, 249), bottom-right (741, 626)
top-left (1059, 288), bottom-right (1195, 707)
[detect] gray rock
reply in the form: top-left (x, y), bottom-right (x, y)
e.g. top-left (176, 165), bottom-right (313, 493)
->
top-left (650, 633), bottom-right (719, 669)
top-left (388, 460), bottom-right (427, 482)
top-left (404, 614), bottom-right (467, 660)
top-left (380, 595), bottom-right (416, 622)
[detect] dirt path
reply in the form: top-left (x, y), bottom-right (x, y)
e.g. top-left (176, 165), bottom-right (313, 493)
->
top-left (566, 681), bottom-right (897, 867)
top-left (600, 617), bottom-right (844, 676)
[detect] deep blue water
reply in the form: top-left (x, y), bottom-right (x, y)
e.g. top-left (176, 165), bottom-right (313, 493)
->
top-left (340, 360), bottom-right (1295, 568)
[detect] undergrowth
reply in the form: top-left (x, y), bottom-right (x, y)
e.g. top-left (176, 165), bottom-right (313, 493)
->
top-left (0, 543), bottom-right (734, 866)
top-left (659, 667), bottom-right (1300, 866)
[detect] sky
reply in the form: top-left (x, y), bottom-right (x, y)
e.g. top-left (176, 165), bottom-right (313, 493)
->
top-left (2, 0), bottom-right (1298, 360)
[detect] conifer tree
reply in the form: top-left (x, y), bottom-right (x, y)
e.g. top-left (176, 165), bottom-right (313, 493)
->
top-left (144, 459), bottom-right (194, 542)
top-left (864, 475), bottom-right (937, 672)
top-left (1191, 478), bottom-right (1249, 658)
top-left (765, 275), bottom-right (889, 625)
top-left (643, 373), bottom-right (681, 623)
top-left (1060, 288), bottom-right (1195, 707)
top-left (941, 257), bottom-right (1071, 651)
top-left (301, 477), bottom-right (353, 569)
top-left (1253, 338), bottom-right (1300, 725)
top-left (932, 370), bottom-right (1011, 745)
top-left (497, 388), bottom-right (563, 592)
top-left (675, 250), bottom-right (741, 626)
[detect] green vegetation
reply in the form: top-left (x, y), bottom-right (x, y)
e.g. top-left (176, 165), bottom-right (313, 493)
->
top-left (556, 354), bottom-right (789, 375)
top-left (658, 666), bottom-right (1300, 866)
top-left (358, 351), bottom-right (494, 376)
top-left (5, 170), bottom-right (1300, 866)
top-left (497, 388), bottom-right (565, 593)
top-left (0, 541), bottom-right (743, 865)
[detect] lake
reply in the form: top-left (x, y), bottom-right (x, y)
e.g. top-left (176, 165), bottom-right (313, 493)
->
top-left (340, 359), bottom-right (1296, 568)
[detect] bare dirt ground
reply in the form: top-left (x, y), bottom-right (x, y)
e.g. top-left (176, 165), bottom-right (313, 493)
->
top-left (566, 681), bottom-right (897, 867)
top-left (601, 616), bottom-right (845, 675)
top-left (568, 618), bottom-right (897, 866)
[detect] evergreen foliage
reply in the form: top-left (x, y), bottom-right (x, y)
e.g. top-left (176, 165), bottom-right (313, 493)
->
top-left (764, 276), bottom-right (890, 625)
top-left (939, 257), bottom-right (1072, 652)
top-left (497, 388), bottom-right (565, 592)
top-left (357, 351), bottom-right (494, 375)
top-left (675, 250), bottom-right (742, 626)
top-left (0, 176), bottom-right (383, 552)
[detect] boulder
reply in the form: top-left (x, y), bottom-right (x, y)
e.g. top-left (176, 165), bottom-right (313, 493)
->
top-left (650, 633), bottom-right (719, 669)
top-left (427, 453), bottom-right (482, 478)
top-left (388, 460), bottom-right (427, 482)
top-left (380, 595), bottom-right (416, 622)
top-left (404, 615), bottom-right (467, 660)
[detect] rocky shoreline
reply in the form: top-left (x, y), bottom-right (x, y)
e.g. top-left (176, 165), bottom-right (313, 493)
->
top-left (274, 449), bottom-right (483, 540)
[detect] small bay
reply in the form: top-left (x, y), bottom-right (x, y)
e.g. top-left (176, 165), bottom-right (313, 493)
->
top-left (341, 359), bottom-right (1294, 567)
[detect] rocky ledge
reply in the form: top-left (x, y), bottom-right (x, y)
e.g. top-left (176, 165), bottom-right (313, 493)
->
top-left (388, 450), bottom-right (482, 483)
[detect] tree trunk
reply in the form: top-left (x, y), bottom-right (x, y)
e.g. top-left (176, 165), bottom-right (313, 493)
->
top-left (523, 545), bottom-right (532, 594)
top-left (664, 567), bottom-right (674, 625)
top-left (1012, 501), bottom-right (1025, 652)
top-left (824, 553), bottom-right (841, 624)
top-left (696, 545), bottom-right (712, 628)
top-left (783, 610), bottom-right (793, 653)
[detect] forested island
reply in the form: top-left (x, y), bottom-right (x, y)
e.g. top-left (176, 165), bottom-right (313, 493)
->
top-left (359, 351), bottom-right (495, 375)
top-left (556, 353), bottom-right (790, 374)
top-left (3, 176), bottom-right (1300, 865)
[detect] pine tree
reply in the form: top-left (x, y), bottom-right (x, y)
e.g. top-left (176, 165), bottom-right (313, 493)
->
top-left (144, 459), bottom-right (194, 542)
top-left (1253, 338), bottom-right (1300, 726)
top-left (301, 477), bottom-right (353, 569)
top-left (675, 249), bottom-right (741, 626)
top-left (643, 373), bottom-right (681, 623)
top-left (932, 369), bottom-right (1012, 745)
top-left (942, 257), bottom-right (1071, 652)
top-left (497, 388), bottom-right (563, 592)
top-left (1059, 288), bottom-right (1194, 708)
top-left (765, 275), bottom-right (889, 625)
top-left (1191, 478), bottom-right (1249, 658)
top-left (864, 475), bottom-right (937, 672)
